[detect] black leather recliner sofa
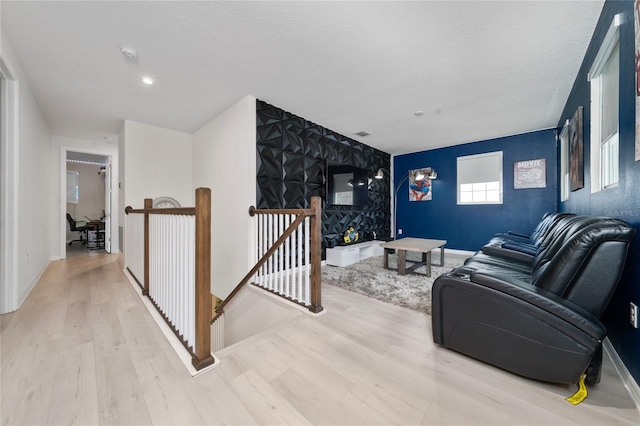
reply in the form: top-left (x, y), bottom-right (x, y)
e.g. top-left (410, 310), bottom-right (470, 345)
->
top-left (431, 213), bottom-right (635, 385)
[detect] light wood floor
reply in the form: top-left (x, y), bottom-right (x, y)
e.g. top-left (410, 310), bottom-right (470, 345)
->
top-left (1, 251), bottom-right (639, 425)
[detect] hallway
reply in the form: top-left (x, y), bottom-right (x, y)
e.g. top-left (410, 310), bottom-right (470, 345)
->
top-left (1, 252), bottom-right (639, 425)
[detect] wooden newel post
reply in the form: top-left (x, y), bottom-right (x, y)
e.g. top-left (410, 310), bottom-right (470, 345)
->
top-left (143, 198), bottom-right (152, 296)
top-left (193, 187), bottom-right (215, 370)
top-left (309, 196), bottom-right (323, 313)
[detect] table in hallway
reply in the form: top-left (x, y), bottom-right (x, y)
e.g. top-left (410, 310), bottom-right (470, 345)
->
top-left (381, 238), bottom-right (447, 277)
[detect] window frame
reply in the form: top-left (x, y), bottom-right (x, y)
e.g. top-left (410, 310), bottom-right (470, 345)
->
top-left (457, 151), bottom-right (503, 205)
top-left (559, 120), bottom-right (570, 202)
top-left (588, 15), bottom-right (622, 193)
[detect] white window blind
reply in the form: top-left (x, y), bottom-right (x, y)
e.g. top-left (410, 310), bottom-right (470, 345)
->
top-left (559, 120), bottom-right (569, 202)
top-left (600, 43), bottom-right (619, 142)
top-left (589, 16), bottom-right (620, 193)
top-left (457, 151), bottom-right (503, 205)
top-left (66, 171), bottom-right (79, 204)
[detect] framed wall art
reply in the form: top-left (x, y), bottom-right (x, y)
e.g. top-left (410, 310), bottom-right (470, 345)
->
top-left (569, 106), bottom-right (584, 191)
top-left (408, 168), bottom-right (432, 201)
top-left (514, 158), bottom-right (546, 189)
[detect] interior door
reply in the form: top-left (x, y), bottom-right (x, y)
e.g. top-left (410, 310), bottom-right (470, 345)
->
top-left (104, 157), bottom-right (112, 253)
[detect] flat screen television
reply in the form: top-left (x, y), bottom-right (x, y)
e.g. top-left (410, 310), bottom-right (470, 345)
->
top-left (326, 164), bottom-right (369, 206)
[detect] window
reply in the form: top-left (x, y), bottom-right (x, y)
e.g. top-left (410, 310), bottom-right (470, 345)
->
top-left (559, 120), bottom-right (569, 202)
top-left (589, 15), bottom-right (621, 193)
top-left (457, 151), bottom-right (503, 205)
top-left (66, 171), bottom-right (79, 203)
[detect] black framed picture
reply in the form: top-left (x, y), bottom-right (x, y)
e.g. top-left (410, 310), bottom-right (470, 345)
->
top-left (569, 106), bottom-right (584, 191)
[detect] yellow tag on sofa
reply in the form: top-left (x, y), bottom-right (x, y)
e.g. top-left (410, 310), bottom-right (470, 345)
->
top-left (566, 375), bottom-right (588, 405)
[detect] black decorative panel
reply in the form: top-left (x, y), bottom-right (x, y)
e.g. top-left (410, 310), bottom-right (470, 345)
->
top-left (256, 100), bottom-right (391, 258)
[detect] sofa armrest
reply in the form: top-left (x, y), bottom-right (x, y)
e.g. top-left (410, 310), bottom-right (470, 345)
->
top-left (469, 271), bottom-right (605, 339)
top-left (506, 230), bottom-right (530, 239)
top-left (502, 242), bottom-right (538, 256)
top-left (479, 245), bottom-right (536, 264)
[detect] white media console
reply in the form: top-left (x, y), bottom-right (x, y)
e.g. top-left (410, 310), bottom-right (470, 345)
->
top-left (325, 240), bottom-right (385, 267)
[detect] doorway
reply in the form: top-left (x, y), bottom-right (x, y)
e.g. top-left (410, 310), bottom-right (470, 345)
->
top-left (65, 152), bottom-right (110, 254)
top-left (60, 146), bottom-right (117, 259)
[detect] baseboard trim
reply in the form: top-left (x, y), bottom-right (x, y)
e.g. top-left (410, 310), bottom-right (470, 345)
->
top-left (444, 248), bottom-right (475, 257)
top-left (17, 259), bottom-right (50, 309)
top-left (603, 337), bottom-right (640, 415)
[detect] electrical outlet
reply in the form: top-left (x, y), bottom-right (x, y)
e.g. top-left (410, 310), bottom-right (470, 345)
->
top-left (398, 228), bottom-right (403, 235)
top-left (631, 302), bottom-right (638, 329)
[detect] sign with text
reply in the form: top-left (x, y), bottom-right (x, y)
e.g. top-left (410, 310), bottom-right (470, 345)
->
top-left (514, 159), bottom-right (546, 189)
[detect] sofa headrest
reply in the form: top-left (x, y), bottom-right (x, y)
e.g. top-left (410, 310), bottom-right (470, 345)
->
top-left (531, 221), bottom-right (635, 315)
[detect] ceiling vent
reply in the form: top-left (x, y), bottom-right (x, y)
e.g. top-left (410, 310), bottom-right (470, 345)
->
top-left (354, 131), bottom-right (371, 137)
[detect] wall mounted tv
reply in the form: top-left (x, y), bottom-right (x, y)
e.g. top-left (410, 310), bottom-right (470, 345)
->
top-left (326, 164), bottom-right (369, 207)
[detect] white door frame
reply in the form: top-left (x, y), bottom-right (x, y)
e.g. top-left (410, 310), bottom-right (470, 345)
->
top-left (60, 146), bottom-right (118, 259)
top-left (0, 58), bottom-right (19, 314)
top-left (104, 156), bottom-right (112, 253)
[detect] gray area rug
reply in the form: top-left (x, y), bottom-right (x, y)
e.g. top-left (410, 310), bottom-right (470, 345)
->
top-left (321, 253), bottom-right (464, 314)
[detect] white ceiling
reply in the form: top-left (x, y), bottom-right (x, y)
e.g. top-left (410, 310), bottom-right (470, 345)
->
top-left (1, 1), bottom-right (604, 155)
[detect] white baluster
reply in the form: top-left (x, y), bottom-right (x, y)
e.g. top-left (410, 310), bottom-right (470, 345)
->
top-left (268, 214), bottom-right (273, 290)
top-left (260, 214), bottom-right (266, 288)
top-left (304, 217), bottom-right (310, 305)
top-left (189, 215), bottom-right (196, 347)
top-left (284, 214), bottom-right (291, 297)
top-left (297, 217), bottom-right (303, 302)
top-left (175, 217), bottom-right (181, 337)
top-left (170, 216), bottom-right (174, 328)
top-left (277, 214), bottom-right (283, 295)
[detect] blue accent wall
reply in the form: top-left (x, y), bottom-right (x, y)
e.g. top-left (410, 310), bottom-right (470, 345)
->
top-left (394, 129), bottom-right (557, 251)
top-left (557, 1), bottom-right (640, 384)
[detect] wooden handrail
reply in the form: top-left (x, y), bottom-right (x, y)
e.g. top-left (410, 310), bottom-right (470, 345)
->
top-left (148, 207), bottom-right (196, 216)
top-left (125, 205), bottom-right (196, 216)
top-left (249, 206), bottom-right (313, 216)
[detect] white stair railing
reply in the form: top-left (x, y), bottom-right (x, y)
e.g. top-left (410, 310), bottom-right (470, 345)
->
top-left (211, 312), bottom-right (225, 352)
top-left (254, 213), bottom-right (311, 305)
top-left (124, 210), bottom-right (145, 288)
top-left (124, 188), bottom-right (214, 371)
top-left (149, 213), bottom-right (196, 348)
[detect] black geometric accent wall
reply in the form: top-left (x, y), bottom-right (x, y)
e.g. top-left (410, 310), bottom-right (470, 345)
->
top-left (256, 100), bottom-right (391, 256)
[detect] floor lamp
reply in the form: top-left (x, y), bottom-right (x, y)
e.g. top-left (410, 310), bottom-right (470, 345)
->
top-left (374, 167), bottom-right (437, 239)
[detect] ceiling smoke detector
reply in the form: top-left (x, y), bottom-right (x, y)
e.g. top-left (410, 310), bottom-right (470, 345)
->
top-left (354, 131), bottom-right (371, 137)
top-left (120, 46), bottom-right (138, 60)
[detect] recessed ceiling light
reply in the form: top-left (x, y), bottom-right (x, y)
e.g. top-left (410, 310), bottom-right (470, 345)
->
top-left (355, 131), bottom-right (371, 137)
top-left (142, 76), bottom-right (154, 85)
top-left (414, 111), bottom-right (424, 117)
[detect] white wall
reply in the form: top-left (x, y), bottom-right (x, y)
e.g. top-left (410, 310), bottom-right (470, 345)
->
top-left (1, 31), bottom-right (52, 312)
top-left (193, 96), bottom-right (257, 299)
top-left (51, 135), bottom-right (119, 259)
top-left (122, 120), bottom-right (193, 209)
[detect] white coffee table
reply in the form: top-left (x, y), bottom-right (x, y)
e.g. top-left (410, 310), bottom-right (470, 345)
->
top-left (381, 238), bottom-right (447, 277)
